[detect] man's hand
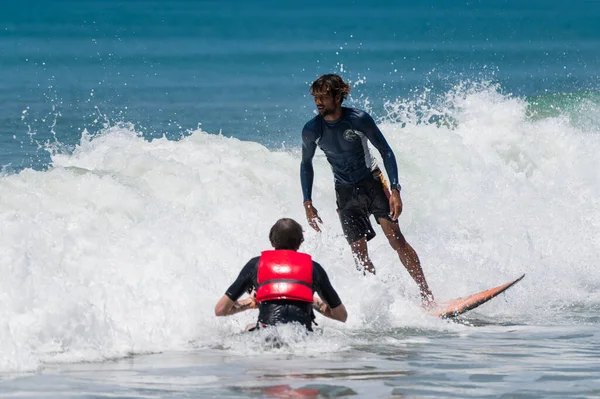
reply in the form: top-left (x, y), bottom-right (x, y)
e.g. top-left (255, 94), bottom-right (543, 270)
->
top-left (312, 297), bottom-right (327, 315)
top-left (237, 295), bottom-right (257, 310)
top-left (215, 295), bottom-right (256, 316)
top-left (389, 190), bottom-right (403, 221)
top-left (304, 201), bottom-right (323, 232)
top-left (312, 297), bottom-right (348, 323)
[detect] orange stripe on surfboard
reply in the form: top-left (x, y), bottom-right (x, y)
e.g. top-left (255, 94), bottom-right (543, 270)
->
top-left (429, 274), bottom-right (525, 318)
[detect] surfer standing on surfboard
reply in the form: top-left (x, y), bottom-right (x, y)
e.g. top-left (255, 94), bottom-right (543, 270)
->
top-left (214, 218), bottom-right (347, 331)
top-left (300, 74), bottom-right (434, 307)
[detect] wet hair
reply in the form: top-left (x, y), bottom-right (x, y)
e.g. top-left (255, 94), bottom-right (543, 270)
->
top-left (269, 218), bottom-right (304, 250)
top-left (310, 74), bottom-right (351, 103)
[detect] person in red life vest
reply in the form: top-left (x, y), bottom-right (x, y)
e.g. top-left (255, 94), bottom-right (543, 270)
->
top-left (214, 218), bottom-right (348, 331)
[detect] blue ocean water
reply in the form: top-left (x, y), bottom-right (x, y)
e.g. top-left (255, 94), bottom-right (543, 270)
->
top-left (1, 1), bottom-right (600, 398)
top-left (1, 0), bottom-right (599, 171)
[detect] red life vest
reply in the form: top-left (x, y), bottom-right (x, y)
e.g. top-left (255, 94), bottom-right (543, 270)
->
top-left (255, 250), bottom-right (314, 303)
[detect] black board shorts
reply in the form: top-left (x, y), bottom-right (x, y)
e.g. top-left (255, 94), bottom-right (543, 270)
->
top-left (335, 170), bottom-right (397, 244)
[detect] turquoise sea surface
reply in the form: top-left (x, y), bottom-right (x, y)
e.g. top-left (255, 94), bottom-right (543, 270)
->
top-left (1, 1), bottom-right (599, 398)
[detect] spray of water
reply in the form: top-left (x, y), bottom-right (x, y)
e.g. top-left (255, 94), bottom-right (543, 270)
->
top-left (1, 82), bottom-right (599, 372)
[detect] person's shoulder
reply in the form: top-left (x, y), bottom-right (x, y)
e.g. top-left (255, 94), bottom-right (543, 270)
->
top-left (302, 115), bottom-right (321, 142)
top-left (345, 107), bottom-right (377, 129)
top-left (311, 260), bottom-right (326, 273)
top-left (244, 256), bottom-right (261, 268)
top-left (303, 115), bottom-right (320, 132)
top-left (343, 107), bottom-right (370, 119)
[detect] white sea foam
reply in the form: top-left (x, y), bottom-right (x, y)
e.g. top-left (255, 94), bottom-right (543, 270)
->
top-left (1, 83), bottom-right (599, 372)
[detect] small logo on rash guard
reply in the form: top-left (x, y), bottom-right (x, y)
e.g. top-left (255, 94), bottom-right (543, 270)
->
top-left (343, 129), bottom-right (361, 141)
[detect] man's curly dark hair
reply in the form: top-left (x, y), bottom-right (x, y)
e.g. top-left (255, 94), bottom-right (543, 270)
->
top-left (310, 74), bottom-right (351, 103)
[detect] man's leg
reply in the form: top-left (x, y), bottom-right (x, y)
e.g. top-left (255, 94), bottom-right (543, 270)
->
top-left (350, 237), bottom-right (376, 274)
top-left (378, 218), bottom-right (434, 305)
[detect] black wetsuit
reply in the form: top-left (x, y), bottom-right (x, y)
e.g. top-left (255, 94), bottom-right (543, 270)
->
top-left (225, 257), bottom-right (342, 331)
top-left (300, 107), bottom-right (400, 202)
top-left (301, 107), bottom-right (402, 243)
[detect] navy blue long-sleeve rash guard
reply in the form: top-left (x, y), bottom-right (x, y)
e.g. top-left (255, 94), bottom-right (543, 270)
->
top-left (300, 107), bottom-right (400, 202)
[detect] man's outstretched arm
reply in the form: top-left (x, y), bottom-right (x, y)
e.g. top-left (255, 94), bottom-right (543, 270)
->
top-left (214, 295), bottom-right (256, 316)
top-left (301, 127), bottom-right (323, 231)
top-left (312, 262), bottom-right (347, 322)
top-left (359, 113), bottom-right (400, 192)
top-left (214, 259), bottom-right (257, 316)
top-left (300, 128), bottom-right (318, 203)
top-left (358, 113), bottom-right (404, 220)
top-left (312, 297), bottom-right (348, 322)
